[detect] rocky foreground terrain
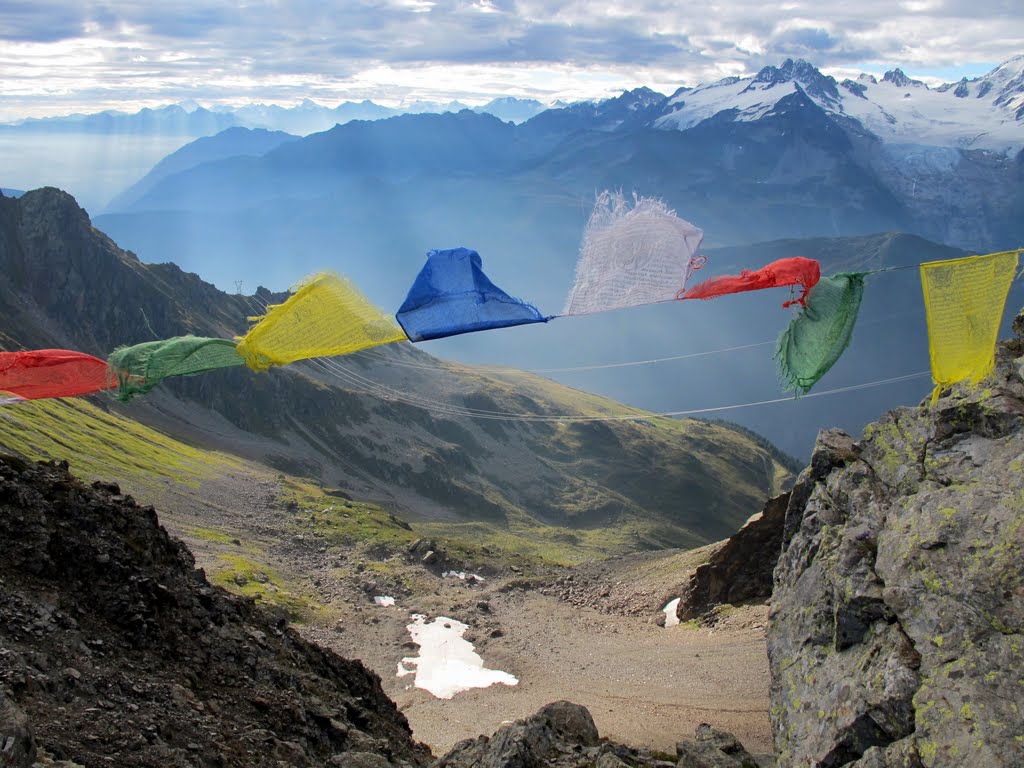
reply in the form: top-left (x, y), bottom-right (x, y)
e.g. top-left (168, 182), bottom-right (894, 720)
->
top-left (0, 454), bottom-right (431, 768)
top-left (0, 451), bottom-right (767, 768)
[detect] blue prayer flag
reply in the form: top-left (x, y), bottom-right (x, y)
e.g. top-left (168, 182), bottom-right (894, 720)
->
top-left (397, 248), bottom-right (547, 342)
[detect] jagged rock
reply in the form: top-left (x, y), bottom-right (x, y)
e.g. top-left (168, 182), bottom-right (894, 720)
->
top-left (677, 493), bottom-right (790, 622)
top-left (0, 688), bottom-right (36, 767)
top-left (783, 429), bottom-right (861, 547)
top-left (768, 315), bottom-right (1024, 767)
top-left (436, 702), bottom-right (742, 768)
top-left (595, 754), bottom-right (631, 768)
top-left (675, 723), bottom-right (759, 768)
top-left (0, 455), bottom-right (430, 768)
top-left (436, 701), bottom-right (599, 768)
top-left (328, 753), bottom-right (393, 768)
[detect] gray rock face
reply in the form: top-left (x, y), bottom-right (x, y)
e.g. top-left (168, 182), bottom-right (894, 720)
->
top-left (437, 701), bottom-right (599, 768)
top-left (677, 492), bottom-right (790, 622)
top-left (0, 689), bottom-right (36, 768)
top-left (436, 702), bottom-right (749, 768)
top-left (675, 723), bottom-right (760, 767)
top-left (768, 307), bottom-right (1024, 767)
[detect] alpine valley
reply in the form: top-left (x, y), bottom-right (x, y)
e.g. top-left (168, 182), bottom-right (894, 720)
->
top-left (74, 55), bottom-right (1024, 459)
top-left (1, 53), bottom-right (1023, 768)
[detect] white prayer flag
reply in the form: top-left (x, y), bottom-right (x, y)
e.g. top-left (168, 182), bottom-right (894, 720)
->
top-left (562, 191), bottom-right (704, 316)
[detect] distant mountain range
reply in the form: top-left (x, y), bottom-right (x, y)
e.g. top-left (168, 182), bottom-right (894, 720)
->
top-left (84, 58), bottom-right (1024, 460)
top-left (0, 95), bottom-right (552, 136)
top-left (3, 55), bottom-right (1021, 212)
top-left (657, 57), bottom-right (1024, 153)
top-left (4, 55), bottom-right (1023, 149)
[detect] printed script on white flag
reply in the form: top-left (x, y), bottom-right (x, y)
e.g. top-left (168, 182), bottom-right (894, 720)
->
top-left (562, 191), bottom-right (704, 316)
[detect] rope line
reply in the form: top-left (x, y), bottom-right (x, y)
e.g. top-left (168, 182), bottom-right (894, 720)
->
top-left (244, 281), bottom-right (933, 424)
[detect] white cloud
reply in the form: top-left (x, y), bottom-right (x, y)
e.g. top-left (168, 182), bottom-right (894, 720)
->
top-left (0, 0), bottom-right (1021, 120)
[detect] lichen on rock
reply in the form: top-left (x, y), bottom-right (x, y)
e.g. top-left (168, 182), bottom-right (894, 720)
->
top-left (767, 306), bottom-right (1024, 767)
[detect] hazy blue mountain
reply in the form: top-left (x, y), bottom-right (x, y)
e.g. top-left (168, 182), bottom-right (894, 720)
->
top-left (521, 87), bottom-right (668, 137)
top-left (227, 99), bottom-right (398, 135)
top-left (101, 87), bottom-right (1024, 252)
top-left (473, 97), bottom-right (547, 124)
top-left (0, 99), bottom-right (546, 210)
top-left (8, 55), bottom-right (1022, 213)
top-left (104, 111), bottom-right (564, 213)
top-left (106, 127), bottom-right (300, 212)
top-left (2, 104), bottom-right (239, 136)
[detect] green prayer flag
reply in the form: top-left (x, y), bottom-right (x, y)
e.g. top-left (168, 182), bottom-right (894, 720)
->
top-left (776, 272), bottom-right (866, 395)
top-left (108, 336), bottom-right (244, 401)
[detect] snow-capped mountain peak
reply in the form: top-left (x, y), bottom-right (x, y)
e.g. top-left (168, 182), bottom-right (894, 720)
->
top-left (657, 59), bottom-right (837, 131)
top-left (881, 68), bottom-right (925, 89)
top-left (615, 86), bottom-right (668, 111)
top-left (655, 54), bottom-right (1024, 153)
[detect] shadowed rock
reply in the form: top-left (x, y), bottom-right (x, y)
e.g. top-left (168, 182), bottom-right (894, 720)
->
top-left (676, 492), bottom-right (790, 622)
top-left (0, 690), bottom-right (36, 768)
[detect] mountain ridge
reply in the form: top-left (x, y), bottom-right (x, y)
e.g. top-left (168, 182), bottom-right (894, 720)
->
top-left (0, 186), bottom-right (795, 555)
top-left (5, 55), bottom-right (1022, 150)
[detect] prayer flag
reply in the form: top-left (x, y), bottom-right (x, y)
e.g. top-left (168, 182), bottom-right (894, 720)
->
top-left (563, 191), bottom-right (704, 316)
top-left (682, 257), bottom-right (821, 307)
top-left (776, 273), bottom-right (866, 394)
top-left (920, 250), bottom-right (1020, 404)
top-left (236, 273), bottom-right (406, 371)
top-left (108, 336), bottom-right (245, 401)
top-left (0, 350), bottom-right (114, 400)
top-left (397, 248), bottom-right (547, 342)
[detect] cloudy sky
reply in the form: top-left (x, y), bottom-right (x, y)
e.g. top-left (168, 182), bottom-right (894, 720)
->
top-left (1, 0), bottom-right (1022, 120)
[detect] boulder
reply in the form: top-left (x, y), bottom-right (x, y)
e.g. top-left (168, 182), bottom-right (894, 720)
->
top-left (676, 493), bottom-right (790, 622)
top-left (437, 701), bottom-right (598, 768)
top-left (0, 689), bottom-right (35, 768)
top-left (675, 723), bottom-right (759, 767)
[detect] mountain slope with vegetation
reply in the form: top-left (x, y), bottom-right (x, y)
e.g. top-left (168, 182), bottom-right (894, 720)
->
top-left (0, 186), bottom-right (796, 558)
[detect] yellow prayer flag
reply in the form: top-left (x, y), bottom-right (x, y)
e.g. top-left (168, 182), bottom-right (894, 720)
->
top-left (236, 273), bottom-right (407, 371)
top-left (920, 250), bottom-right (1020, 404)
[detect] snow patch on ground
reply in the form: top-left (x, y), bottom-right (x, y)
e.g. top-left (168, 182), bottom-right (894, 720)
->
top-left (399, 614), bottom-right (517, 699)
top-left (373, 595), bottom-right (395, 607)
top-left (663, 598), bottom-right (681, 628)
top-left (443, 571), bottom-right (485, 583)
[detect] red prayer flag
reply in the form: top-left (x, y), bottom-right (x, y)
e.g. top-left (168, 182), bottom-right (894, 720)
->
top-left (678, 257), bottom-right (821, 307)
top-left (0, 350), bottom-right (115, 400)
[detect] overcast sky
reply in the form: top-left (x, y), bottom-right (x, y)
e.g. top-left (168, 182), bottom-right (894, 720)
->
top-left (1, 0), bottom-right (1022, 120)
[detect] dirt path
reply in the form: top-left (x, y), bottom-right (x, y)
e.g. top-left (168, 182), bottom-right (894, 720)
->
top-left (142, 467), bottom-right (772, 759)
top-left (306, 587), bottom-right (772, 757)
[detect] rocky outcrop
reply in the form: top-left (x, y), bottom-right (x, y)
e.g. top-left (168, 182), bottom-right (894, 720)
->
top-left (436, 702), bottom-right (762, 768)
top-left (676, 492), bottom-right (790, 622)
top-left (0, 690), bottom-right (36, 767)
top-left (0, 454), bottom-right (430, 768)
top-left (767, 307), bottom-right (1024, 767)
